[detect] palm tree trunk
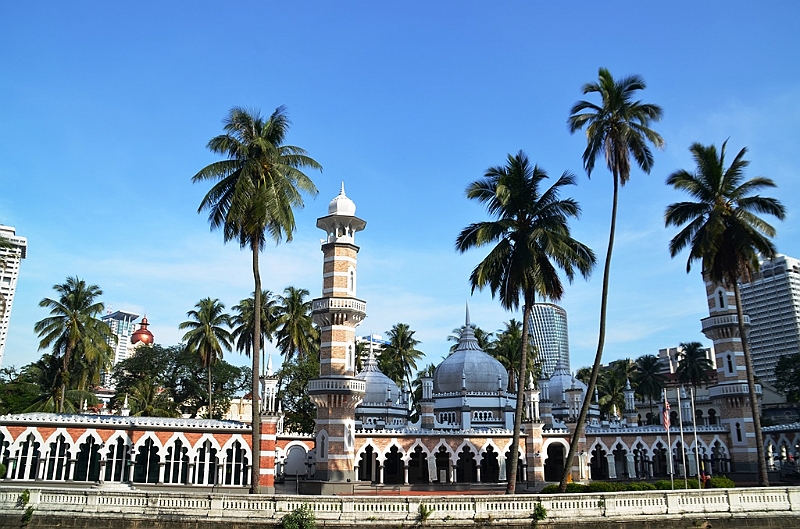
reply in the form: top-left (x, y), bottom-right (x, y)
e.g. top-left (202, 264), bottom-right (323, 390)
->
top-left (208, 364), bottom-right (213, 419)
top-left (58, 344), bottom-right (73, 414)
top-left (559, 172), bottom-right (619, 492)
top-left (250, 241), bottom-right (262, 494)
top-left (506, 297), bottom-right (532, 494)
top-left (733, 282), bottom-right (769, 486)
top-left (250, 240), bottom-right (261, 494)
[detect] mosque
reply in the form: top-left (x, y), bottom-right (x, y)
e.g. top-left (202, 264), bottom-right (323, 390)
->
top-left (1, 186), bottom-right (798, 493)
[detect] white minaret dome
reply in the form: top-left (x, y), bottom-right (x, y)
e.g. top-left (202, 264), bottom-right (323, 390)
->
top-left (328, 182), bottom-right (357, 216)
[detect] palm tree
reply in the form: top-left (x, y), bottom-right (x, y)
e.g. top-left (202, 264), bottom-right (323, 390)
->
top-left (597, 367), bottom-right (626, 419)
top-left (34, 277), bottom-right (114, 413)
top-left (232, 290), bottom-right (279, 377)
top-left (379, 323), bottom-right (424, 389)
top-left (179, 298), bottom-right (233, 419)
top-left (634, 354), bottom-right (666, 424)
top-left (665, 141), bottom-right (785, 486)
top-left (455, 151), bottom-right (595, 493)
top-left (275, 286), bottom-right (318, 362)
top-left (488, 319), bottom-right (537, 392)
top-left (192, 106), bottom-right (321, 493)
top-left (447, 324), bottom-right (493, 353)
top-left (562, 69), bottom-right (664, 492)
top-left (675, 342), bottom-right (713, 391)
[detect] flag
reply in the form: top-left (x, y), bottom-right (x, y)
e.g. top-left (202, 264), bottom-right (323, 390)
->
top-left (663, 398), bottom-right (671, 431)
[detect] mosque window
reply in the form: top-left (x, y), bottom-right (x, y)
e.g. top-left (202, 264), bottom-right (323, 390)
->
top-left (727, 354), bottom-right (734, 374)
top-left (735, 422), bottom-right (742, 442)
top-left (717, 289), bottom-right (725, 309)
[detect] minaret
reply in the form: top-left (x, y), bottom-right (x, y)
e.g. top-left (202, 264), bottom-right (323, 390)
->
top-left (700, 275), bottom-right (761, 472)
top-left (308, 183), bottom-right (367, 483)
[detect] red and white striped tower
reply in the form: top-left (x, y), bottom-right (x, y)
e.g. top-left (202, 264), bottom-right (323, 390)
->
top-left (308, 184), bottom-right (367, 482)
top-left (701, 274), bottom-right (762, 472)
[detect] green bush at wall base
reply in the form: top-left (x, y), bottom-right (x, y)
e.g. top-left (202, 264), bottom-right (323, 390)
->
top-left (281, 504), bottom-right (315, 529)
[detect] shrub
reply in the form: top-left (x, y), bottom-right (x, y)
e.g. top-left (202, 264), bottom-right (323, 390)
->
top-left (653, 480), bottom-right (673, 490)
top-left (281, 504), bottom-right (315, 529)
top-left (565, 483), bottom-right (588, 493)
top-left (539, 484), bottom-right (559, 494)
top-left (708, 475), bottom-right (735, 489)
top-left (626, 482), bottom-right (656, 491)
top-left (533, 502), bottom-right (547, 521)
top-left (586, 481), bottom-right (615, 493)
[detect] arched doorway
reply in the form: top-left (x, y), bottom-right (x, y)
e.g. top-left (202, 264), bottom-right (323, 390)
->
top-left (456, 446), bottom-right (477, 483)
top-left (504, 449), bottom-right (524, 483)
top-left (435, 447), bottom-right (451, 483)
top-left (544, 444), bottom-right (565, 482)
top-left (408, 446), bottom-right (429, 484)
top-left (480, 446), bottom-right (500, 483)
top-left (652, 442), bottom-right (668, 477)
top-left (357, 446), bottom-right (378, 482)
top-left (590, 445), bottom-right (608, 480)
top-left (284, 446), bottom-right (307, 477)
top-left (384, 446), bottom-right (404, 484)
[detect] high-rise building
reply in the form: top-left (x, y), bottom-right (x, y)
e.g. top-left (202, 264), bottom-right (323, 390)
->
top-left (0, 225), bottom-right (27, 367)
top-left (100, 310), bottom-right (139, 387)
top-left (528, 303), bottom-right (570, 377)
top-left (738, 254), bottom-right (800, 386)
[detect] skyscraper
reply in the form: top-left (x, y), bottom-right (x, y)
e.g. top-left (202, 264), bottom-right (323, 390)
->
top-left (101, 310), bottom-right (139, 387)
top-left (528, 303), bottom-right (570, 377)
top-left (0, 225), bottom-right (27, 367)
top-left (738, 254), bottom-right (800, 386)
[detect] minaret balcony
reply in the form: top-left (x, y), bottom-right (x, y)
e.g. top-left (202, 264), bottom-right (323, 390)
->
top-left (308, 377), bottom-right (366, 395)
top-left (701, 313), bottom-right (750, 337)
top-left (312, 297), bottom-right (367, 327)
top-left (708, 381), bottom-right (762, 399)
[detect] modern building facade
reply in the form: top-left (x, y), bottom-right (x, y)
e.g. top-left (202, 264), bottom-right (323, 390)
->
top-left (0, 225), bottom-right (27, 367)
top-left (739, 254), bottom-right (800, 386)
top-left (528, 303), bottom-right (570, 377)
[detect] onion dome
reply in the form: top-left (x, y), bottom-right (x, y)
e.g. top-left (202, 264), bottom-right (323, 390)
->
top-left (131, 316), bottom-right (155, 345)
top-left (328, 182), bottom-right (357, 216)
top-left (433, 307), bottom-right (508, 394)
top-left (546, 360), bottom-right (587, 403)
top-left (356, 347), bottom-right (401, 405)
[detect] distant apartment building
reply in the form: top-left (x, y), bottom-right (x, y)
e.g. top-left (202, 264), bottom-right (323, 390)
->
top-left (657, 344), bottom-right (716, 377)
top-left (739, 254), bottom-right (800, 386)
top-left (0, 225), bottom-right (27, 366)
top-left (528, 303), bottom-right (570, 377)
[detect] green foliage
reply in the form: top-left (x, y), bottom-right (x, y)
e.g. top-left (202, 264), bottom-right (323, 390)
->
top-left (565, 483), bottom-right (588, 493)
top-left (20, 489), bottom-right (30, 506)
top-left (532, 502), bottom-right (547, 521)
top-left (539, 484), bottom-right (559, 494)
top-left (21, 506), bottom-right (34, 526)
top-left (708, 475), bottom-right (736, 488)
top-left (417, 503), bottom-right (434, 523)
top-left (111, 344), bottom-right (249, 419)
top-left (34, 276), bottom-right (114, 412)
top-left (653, 480), bottom-right (673, 490)
top-left (626, 482), bottom-right (657, 491)
top-left (281, 504), bottom-right (316, 529)
top-left (379, 323), bottom-right (424, 388)
top-left (275, 287), bottom-right (319, 363)
top-left (586, 481), bottom-right (620, 493)
top-left (775, 353), bottom-right (800, 402)
top-left (278, 354), bottom-right (319, 434)
top-left (676, 342), bottom-right (713, 390)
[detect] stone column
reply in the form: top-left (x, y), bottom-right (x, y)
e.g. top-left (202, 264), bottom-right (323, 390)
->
top-left (378, 464), bottom-right (384, 484)
top-left (606, 454), bottom-right (617, 479)
top-left (158, 462), bottom-right (166, 484)
top-left (475, 466), bottom-right (481, 483)
top-left (403, 464), bottom-right (409, 485)
top-left (67, 458), bottom-right (77, 482)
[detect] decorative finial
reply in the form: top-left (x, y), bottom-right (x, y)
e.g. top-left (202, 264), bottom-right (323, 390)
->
top-left (267, 354), bottom-right (274, 377)
top-left (340, 181), bottom-right (346, 195)
top-left (465, 302), bottom-right (471, 327)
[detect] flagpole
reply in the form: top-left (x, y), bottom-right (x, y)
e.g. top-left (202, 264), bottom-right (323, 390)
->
top-left (690, 387), bottom-right (702, 488)
top-left (664, 388), bottom-right (674, 490)
top-left (677, 386), bottom-right (688, 489)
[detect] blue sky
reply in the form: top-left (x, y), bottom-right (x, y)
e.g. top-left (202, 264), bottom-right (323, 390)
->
top-left (2, 2), bottom-right (799, 375)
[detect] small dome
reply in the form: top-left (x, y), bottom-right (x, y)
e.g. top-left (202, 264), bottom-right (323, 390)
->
top-left (328, 182), bottom-right (356, 216)
top-left (131, 317), bottom-right (154, 345)
top-left (433, 313), bottom-right (508, 394)
top-left (546, 361), bottom-right (587, 403)
top-left (356, 350), bottom-right (401, 405)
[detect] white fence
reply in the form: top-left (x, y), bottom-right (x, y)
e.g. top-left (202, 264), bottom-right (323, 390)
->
top-left (1, 486), bottom-right (799, 526)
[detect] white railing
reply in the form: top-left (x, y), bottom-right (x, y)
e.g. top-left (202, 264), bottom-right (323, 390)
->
top-left (2, 486), bottom-right (798, 525)
top-left (312, 298), bottom-right (366, 313)
top-left (701, 314), bottom-right (750, 331)
top-left (308, 378), bottom-right (366, 393)
top-left (709, 382), bottom-right (762, 398)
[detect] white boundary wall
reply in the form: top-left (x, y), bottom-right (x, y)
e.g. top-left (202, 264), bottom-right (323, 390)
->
top-left (0, 486), bottom-right (799, 525)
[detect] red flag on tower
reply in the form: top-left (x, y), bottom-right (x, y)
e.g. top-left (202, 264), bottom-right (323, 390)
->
top-left (663, 395), bottom-right (671, 431)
